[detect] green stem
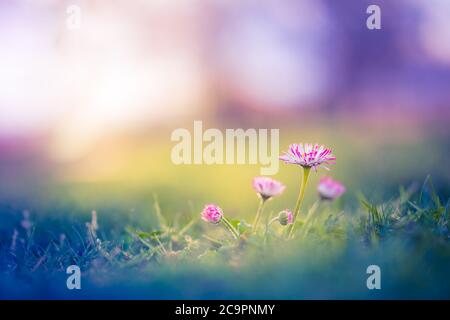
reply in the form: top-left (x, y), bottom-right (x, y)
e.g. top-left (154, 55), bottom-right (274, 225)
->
top-left (299, 200), bottom-right (320, 239)
top-left (264, 216), bottom-right (279, 243)
top-left (221, 216), bottom-right (239, 240)
top-left (259, 210), bottom-right (275, 246)
top-left (287, 167), bottom-right (311, 239)
top-left (252, 198), bottom-right (266, 233)
top-left (268, 216), bottom-right (279, 227)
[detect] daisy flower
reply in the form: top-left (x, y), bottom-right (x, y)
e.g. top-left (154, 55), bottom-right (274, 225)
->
top-left (251, 177), bottom-right (285, 233)
top-left (280, 143), bottom-right (337, 239)
top-left (317, 177), bottom-right (346, 201)
top-left (279, 143), bottom-right (336, 171)
top-left (252, 177), bottom-right (285, 201)
top-left (201, 204), bottom-right (239, 239)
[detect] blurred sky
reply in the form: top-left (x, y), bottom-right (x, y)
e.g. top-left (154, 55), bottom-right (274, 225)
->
top-left (0, 0), bottom-right (449, 162)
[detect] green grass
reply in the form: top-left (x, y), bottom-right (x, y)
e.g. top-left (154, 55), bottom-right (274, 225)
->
top-left (0, 176), bottom-right (448, 299)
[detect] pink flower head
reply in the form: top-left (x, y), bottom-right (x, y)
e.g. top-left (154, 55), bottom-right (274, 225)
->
top-left (201, 204), bottom-right (223, 224)
top-left (317, 177), bottom-right (346, 201)
top-left (252, 177), bottom-right (285, 200)
top-left (279, 143), bottom-right (336, 171)
top-left (278, 210), bottom-right (294, 226)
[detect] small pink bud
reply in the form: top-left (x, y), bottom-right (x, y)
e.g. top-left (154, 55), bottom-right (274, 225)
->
top-left (278, 210), bottom-right (294, 226)
top-left (201, 204), bottom-right (223, 224)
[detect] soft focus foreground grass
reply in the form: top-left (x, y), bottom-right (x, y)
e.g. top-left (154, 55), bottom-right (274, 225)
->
top-left (0, 177), bottom-right (449, 299)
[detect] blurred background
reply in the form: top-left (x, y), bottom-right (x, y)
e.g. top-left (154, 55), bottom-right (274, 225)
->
top-left (0, 0), bottom-right (449, 223)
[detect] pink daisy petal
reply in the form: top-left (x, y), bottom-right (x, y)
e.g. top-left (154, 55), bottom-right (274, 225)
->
top-left (252, 177), bottom-right (285, 200)
top-left (317, 177), bottom-right (346, 201)
top-left (279, 143), bottom-right (336, 171)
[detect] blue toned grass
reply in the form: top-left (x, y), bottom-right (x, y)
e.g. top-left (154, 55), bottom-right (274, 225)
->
top-left (0, 177), bottom-right (449, 299)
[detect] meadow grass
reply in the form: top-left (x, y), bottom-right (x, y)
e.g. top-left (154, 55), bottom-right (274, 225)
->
top-left (0, 176), bottom-right (448, 299)
top-left (0, 122), bottom-right (448, 298)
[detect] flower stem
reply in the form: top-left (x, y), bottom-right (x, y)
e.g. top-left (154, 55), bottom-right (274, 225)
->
top-left (299, 200), bottom-right (319, 239)
top-left (268, 216), bottom-right (279, 227)
top-left (221, 216), bottom-right (239, 240)
top-left (287, 167), bottom-right (311, 239)
top-left (252, 198), bottom-right (266, 233)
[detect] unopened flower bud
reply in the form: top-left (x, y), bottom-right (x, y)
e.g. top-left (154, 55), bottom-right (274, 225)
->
top-left (278, 210), bottom-right (293, 226)
top-left (201, 204), bottom-right (223, 224)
